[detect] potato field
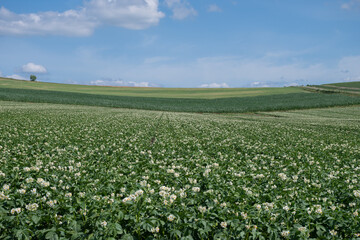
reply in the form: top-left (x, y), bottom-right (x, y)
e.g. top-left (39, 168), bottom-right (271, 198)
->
top-left (1, 101), bottom-right (360, 239)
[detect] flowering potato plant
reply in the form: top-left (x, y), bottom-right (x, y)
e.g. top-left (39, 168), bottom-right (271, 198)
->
top-left (0, 102), bottom-right (360, 239)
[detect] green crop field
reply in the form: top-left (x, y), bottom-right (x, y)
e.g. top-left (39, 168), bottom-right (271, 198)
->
top-left (1, 86), bottom-right (360, 113)
top-left (0, 77), bottom-right (305, 99)
top-left (327, 81), bottom-right (360, 89)
top-left (304, 81), bottom-right (360, 96)
top-left (3, 78), bottom-right (360, 114)
top-left (314, 85), bottom-right (360, 92)
top-left (1, 101), bottom-right (360, 239)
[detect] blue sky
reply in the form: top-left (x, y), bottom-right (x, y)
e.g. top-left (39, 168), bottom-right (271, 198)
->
top-left (0, 0), bottom-right (359, 88)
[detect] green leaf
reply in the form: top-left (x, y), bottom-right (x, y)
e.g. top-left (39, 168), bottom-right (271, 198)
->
top-left (181, 236), bottom-right (194, 240)
top-left (121, 234), bottom-right (134, 240)
top-left (115, 223), bottom-right (123, 234)
top-left (32, 215), bottom-right (40, 224)
top-left (45, 231), bottom-right (59, 240)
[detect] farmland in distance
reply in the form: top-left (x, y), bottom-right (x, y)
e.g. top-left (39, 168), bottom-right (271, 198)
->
top-left (0, 78), bottom-right (305, 99)
top-left (2, 78), bottom-right (360, 113)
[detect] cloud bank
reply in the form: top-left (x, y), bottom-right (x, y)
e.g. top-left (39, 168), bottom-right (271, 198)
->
top-left (0, 0), bottom-right (165, 36)
top-left (199, 83), bottom-right (229, 88)
top-left (90, 78), bottom-right (157, 87)
top-left (6, 74), bottom-right (27, 80)
top-left (111, 54), bottom-right (360, 88)
top-left (164, 0), bottom-right (197, 20)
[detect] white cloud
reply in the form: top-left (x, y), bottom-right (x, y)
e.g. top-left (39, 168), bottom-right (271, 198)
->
top-left (22, 63), bottom-right (47, 73)
top-left (199, 83), bottom-right (229, 88)
top-left (0, 7), bottom-right (96, 36)
top-left (164, 0), bottom-right (197, 20)
top-left (341, 0), bottom-right (360, 10)
top-left (0, 0), bottom-right (164, 36)
top-left (0, 70), bottom-right (2, 77)
top-left (207, 4), bottom-right (222, 13)
top-left (251, 82), bottom-right (270, 88)
top-left (6, 74), bottom-right (27, 80)
top-left (250, 81), bottom-right (300, 88)
top-left (90, 79), bottom-right (156, 87)
top-left (85, 0), bottom-right (165, 29)
top-left (284, 82), bottom-right (300, 87)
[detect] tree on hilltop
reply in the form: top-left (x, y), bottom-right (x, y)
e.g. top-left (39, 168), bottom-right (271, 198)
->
top-left (30, 75), bottom-right (37, 81)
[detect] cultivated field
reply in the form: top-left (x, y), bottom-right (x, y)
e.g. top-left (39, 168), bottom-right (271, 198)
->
top-left (328, 81), bottom-right (360, 89)
top-left (0, 78), bottom-right (305, 99)
top-left (2, 79), bottom-right (360, 113)
top-left (1, 101), bottom-right (360, 239)
top-left (304, 81), bottom-right (360, 96)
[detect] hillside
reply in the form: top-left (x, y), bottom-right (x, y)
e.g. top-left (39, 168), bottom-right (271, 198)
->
top-left (0, 77), bottom-right (305, 99)
top-left (303, 81), bottom-right (360, 95)
top-left (328, 81), bottom-right (360, 88)
top-left (1, 78), bottom-right (360, 113)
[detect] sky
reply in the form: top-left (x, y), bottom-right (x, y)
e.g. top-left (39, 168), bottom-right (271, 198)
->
top-left (0, 0), bottom-right (360, 88)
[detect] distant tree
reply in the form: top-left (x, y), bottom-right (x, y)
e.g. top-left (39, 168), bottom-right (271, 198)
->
top-left (30, 75), bottom-right (37, 81)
